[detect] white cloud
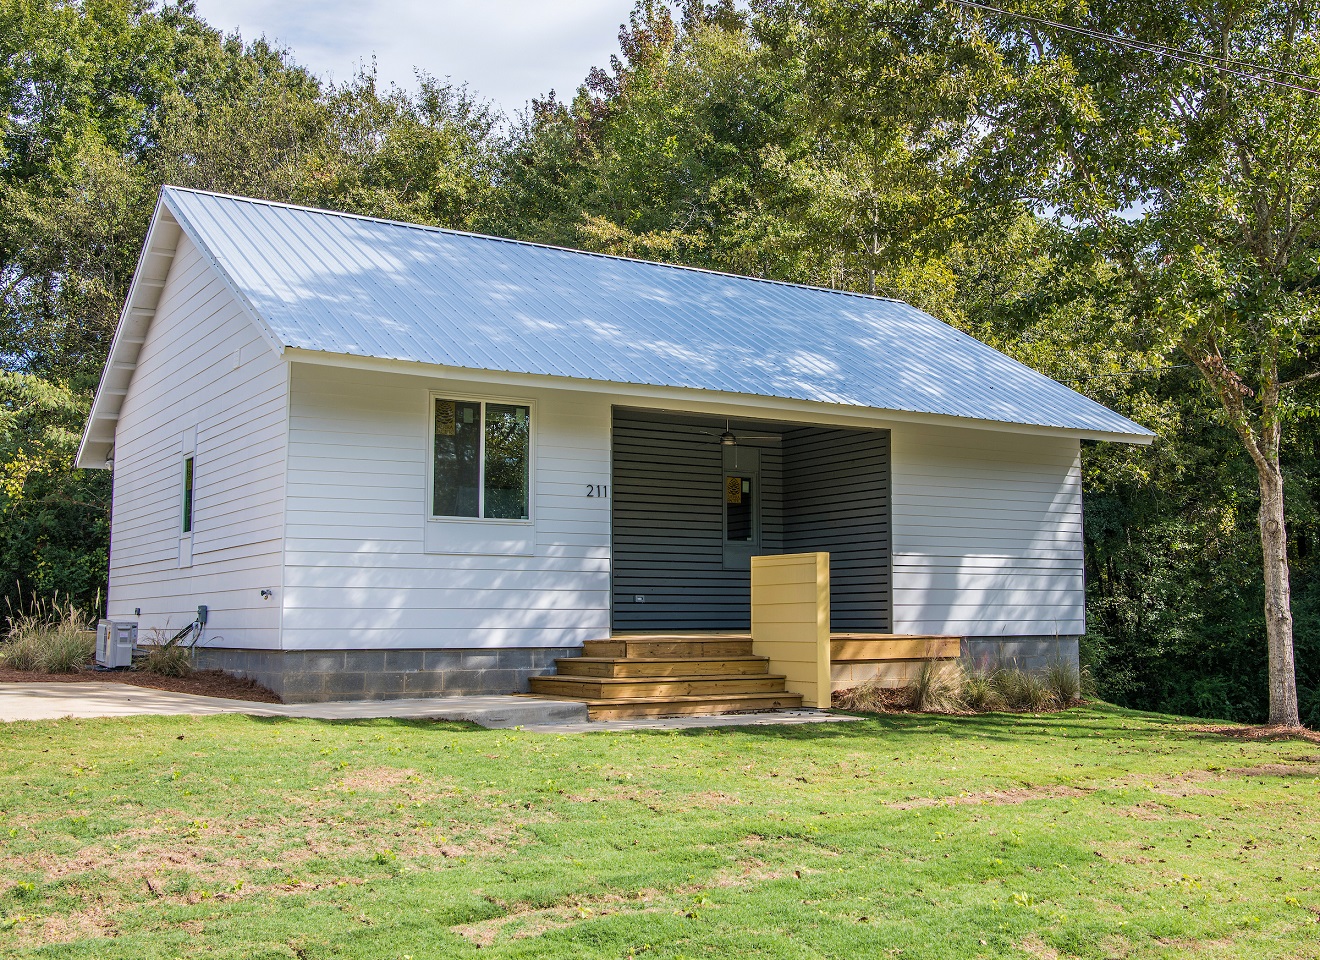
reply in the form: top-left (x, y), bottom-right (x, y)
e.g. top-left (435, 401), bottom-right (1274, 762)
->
top-left (191, 0), bottom-right (633, 113)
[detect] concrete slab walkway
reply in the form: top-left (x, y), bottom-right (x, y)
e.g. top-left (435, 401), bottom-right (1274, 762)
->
top-left (0, 683), bottom-right (587, 728)
top-left (0, 683), bottom-right (860, 732)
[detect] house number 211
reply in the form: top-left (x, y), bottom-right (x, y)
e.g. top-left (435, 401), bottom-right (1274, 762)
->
top-left (585, 484), bottom-right (608, 498)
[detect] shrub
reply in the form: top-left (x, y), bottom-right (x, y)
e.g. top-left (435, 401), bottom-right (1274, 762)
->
top-left (140, 642), bottom-right (192, 677)
top-left (961, 666), bottom-right (1006, 711)
top-left (994, 667), bottom-right (1059, 712)
top-left (1045, 660), bottom-right (1083, 705)
top-left (2, 597), bottom-right (95, 673)
top-left (910, 660), bottom-right (963, 713)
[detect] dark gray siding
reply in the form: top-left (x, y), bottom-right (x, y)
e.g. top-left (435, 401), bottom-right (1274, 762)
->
top-left (611, 410), bottom-right (781, 631)
top-left (782, 428), bottom-right (892, 631)
top-left (611, 409), bottom-right (890, 633)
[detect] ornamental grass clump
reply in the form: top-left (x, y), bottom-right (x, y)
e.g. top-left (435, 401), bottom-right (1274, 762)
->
top-left (961, 666), bottom-right (1006, 712)
top-left (909, 660), bottom-right (964, 714)
top-left (2, 596), bottom-right (95, 673)
top-left (140, 641), bottom-right (193, 677)
top-left (994, 666), bottom-right (1059, 712)
top-left (1045, 659), bottom-right (1083, 705)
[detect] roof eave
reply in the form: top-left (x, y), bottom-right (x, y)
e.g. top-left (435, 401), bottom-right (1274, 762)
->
top-left (282, 346), bottom-right (1156, 445)
top-left (76, 187), bottom-right (291, 470)
top-left (75, 198), bottom-right (183, 469)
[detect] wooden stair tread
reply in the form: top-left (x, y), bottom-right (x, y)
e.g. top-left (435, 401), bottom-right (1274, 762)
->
top-left (532, 691), bottom-right (798, 704)
top-left (531, 690), bottom-right (805, 720)
top-left (533, 673), bottom-right (781, 686)
top-left (566, 656), bottom-right (767, 663)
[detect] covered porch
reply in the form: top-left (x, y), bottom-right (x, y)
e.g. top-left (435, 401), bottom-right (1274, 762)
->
top-left (610, 407), bottom-right (893, 633)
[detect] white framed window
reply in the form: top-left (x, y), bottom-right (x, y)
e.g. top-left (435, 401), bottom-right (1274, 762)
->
top-left (429, 394), bottom-right (533, 521)
top-left (181, 454), bottom-right (196, 534)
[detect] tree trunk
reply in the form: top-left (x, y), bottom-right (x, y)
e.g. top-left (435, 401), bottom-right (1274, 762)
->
top-left (1255, 459), bottom-right (1300, 727)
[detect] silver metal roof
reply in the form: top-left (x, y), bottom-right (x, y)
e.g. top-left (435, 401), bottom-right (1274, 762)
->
top-left (84, 186), bottom-right (1152, 467)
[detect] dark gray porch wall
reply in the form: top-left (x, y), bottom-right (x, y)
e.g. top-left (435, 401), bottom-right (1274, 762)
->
top-left (782, 428), bottom-right (892, 631)
top-left (611, 408), bottom-right (891, 632)
top-left (611, 410), bottom-right (784, 630)
top-left (191, 646), bottom-right (577, 703)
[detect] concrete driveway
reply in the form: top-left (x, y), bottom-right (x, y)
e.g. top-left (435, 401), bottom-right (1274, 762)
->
top-left (0, 682), bottom-right (860, 732)
top-left (0, 682), bottom-right (587, 728)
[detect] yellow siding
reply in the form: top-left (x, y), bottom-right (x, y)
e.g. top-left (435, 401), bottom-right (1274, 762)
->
top-left (750, 552), bottom-right (830, 708)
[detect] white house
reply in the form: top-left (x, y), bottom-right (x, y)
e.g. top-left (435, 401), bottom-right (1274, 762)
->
top-left (76, 187), bottom-right (1152, 706)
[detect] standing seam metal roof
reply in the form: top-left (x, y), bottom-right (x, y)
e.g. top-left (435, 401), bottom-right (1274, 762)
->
top-left (160, 186), bottom-right (1150, 439)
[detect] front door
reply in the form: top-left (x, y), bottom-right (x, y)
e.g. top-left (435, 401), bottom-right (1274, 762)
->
top-left (722, 446), bottom-right (761, 571)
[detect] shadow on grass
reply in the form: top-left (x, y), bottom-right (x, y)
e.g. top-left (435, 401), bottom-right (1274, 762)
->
top-left (230, 702), bottom-right (1208, 752)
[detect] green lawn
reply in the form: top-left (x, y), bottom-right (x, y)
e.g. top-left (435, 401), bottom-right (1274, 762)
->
top-left (1, 705), bottom-right (1317, 959)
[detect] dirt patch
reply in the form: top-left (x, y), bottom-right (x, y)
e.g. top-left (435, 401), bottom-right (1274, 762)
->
top-left (688, 790), bottom-right (742, 808)
top-left (1192, 723), bottom-right (1320, 745)
top-left (452, 861), bottom-right (796, 948)
top-left (335, 767), bottom-right (423, 793)
top-left (0, 665), bottom-right (281, 703)
top-left (453, 902), bottom-right (668, 948)
top-left (24, 908), bottom-right (118, 946)
top-left (1227, 762), bottom-right (1320, 778)
top-left (888, 785), bottom-right (1085, 810)
top-left (1016, 934), bottom-right (1060, 960)
top-left (564, 786), bottom-right (663, 806)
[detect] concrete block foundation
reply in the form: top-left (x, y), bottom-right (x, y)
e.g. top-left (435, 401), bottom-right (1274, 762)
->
top-left (192, 646), bottom-right (580, 703)
top-left (960, 636), bottom-right (1080, 673)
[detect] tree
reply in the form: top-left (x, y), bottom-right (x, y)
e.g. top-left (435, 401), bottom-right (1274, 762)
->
top-left (772, 0), bottom-right (1318, 727)
top-left (974, 1), bottom-right (1320, 727)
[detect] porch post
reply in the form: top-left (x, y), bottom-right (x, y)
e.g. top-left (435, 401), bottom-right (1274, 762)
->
top-left (750, 552), bottom-right (831, 708)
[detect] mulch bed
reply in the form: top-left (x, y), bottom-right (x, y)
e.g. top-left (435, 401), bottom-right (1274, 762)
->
top-left (0, 665), bottom-right (282, 703)
top-left (1192, 722), bottom-right (1320, 745)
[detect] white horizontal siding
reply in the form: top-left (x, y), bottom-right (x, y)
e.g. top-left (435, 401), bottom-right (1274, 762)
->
top-left (280, 363), bottom-right (612, 649)
top-left (106, 234), bottom-right (286, 649)
top-left (890, 423), bottom-right (1085, 637)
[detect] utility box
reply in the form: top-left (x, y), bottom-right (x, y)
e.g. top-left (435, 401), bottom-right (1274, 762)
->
top-left (95, 620), bottom-right (137, 669)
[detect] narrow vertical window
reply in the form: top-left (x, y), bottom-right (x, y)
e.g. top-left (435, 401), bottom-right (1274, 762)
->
top-left (433, 399), bottom-right (482, 517)
top-left (431, 397), bottom-right (532, 520)
top-left (484, 404), bottom-right (530, 519)
top-left (725, 475), bottom-right (753, 541)
top-left (182, 455), bottom-right (195, 534)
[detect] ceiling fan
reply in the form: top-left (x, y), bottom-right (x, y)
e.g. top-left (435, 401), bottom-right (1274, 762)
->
top-left (695, 419), bottom-right (781, 446)
top-left (696, 417), bottom-right (776, 470)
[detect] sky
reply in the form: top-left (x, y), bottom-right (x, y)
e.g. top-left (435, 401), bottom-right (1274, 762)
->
top-left (190, 0), bottom-right (635, 115)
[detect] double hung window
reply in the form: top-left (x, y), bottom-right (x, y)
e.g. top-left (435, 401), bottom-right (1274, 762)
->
top-left (432, 397), bottom-right (531, 520)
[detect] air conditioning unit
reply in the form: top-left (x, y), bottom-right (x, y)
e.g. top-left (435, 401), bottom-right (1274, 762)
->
top-left (95, 620), bottom-right (137, 669)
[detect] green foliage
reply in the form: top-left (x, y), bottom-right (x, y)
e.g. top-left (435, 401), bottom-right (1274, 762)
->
top-left (0, 373), bottom-right (109, 611)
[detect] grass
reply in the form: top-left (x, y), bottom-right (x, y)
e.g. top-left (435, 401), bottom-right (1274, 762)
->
top-left (0, 705), bottom-right (1318, 959)
top-left (2, 599), bottom-right (94, 674)
top-left (139, 643), bottom-right (192, 678)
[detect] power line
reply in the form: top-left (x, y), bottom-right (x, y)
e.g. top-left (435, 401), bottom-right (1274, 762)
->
top-left (945, 0), bottom-right (1320, 96)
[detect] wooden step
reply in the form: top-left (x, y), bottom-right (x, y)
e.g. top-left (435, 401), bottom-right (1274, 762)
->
top-left (529, 674), bottom-right (789, 700)
top-left (555, 656), bottom-right (771, 678)
top-left (534, 691), bottom-right (805, 720)
top-left (584, 634), bottom-right (753, 659)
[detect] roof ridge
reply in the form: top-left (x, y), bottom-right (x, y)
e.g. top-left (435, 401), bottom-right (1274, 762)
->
top-left (160, 185), bottom-right (908, 306)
